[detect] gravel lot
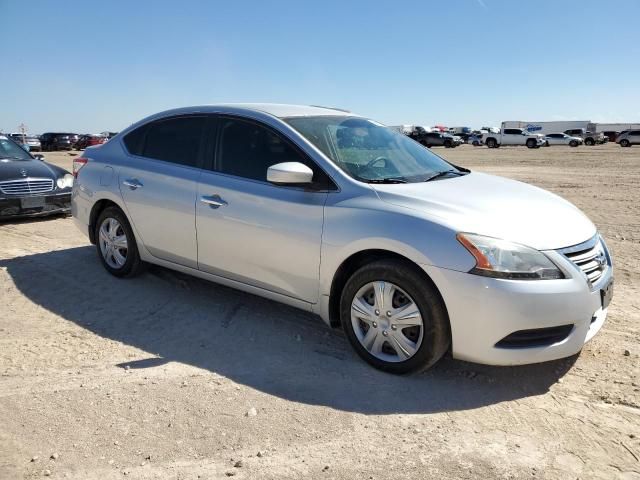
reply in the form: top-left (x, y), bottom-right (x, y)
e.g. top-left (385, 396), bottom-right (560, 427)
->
top-left (1, 144), bottom-right (639, 479)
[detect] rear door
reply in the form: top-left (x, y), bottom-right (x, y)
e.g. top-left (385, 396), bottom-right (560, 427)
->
top-left (118, 115), bottom-right (207, 269)
top-left (195, 116), bottom-right (330, 303)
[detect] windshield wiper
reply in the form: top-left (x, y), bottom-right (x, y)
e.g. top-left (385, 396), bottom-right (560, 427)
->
top-left (424, 169), bottom-right (465, 182)
top-left (366, 177), bottom-right (408, 184)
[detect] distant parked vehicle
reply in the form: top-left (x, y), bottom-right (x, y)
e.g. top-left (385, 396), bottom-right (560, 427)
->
top-left (544, 133), bottom-right (583, 147)
top-left (40, 133), bottom-right (79, 151)
top-left (483, 128), bottom-right (545, 148)
top-left (421, 131), bottom-right (461, 148)
top-left (74, 134), bottom-right (107, 150)
top-left (468, 134), bottom-right (483, 146)
top-left (616, 130), bottom-right (640, 147)
top-left (563, 128), bottom-right (605, 146)
top-left (602, 131), bottom-right (619, 142)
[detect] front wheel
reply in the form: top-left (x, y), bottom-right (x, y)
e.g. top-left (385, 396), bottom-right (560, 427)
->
top-left (585, 138), bottom-right (595, 146)
top-left (486, 138), bottom-right (497, 148)
top-left (526, 139), bottom-right (537, 148)
top-left (340, 260), bottom-right (450, 374)
top-left (444, 140), bottom-right (452, 148)
top-left (95, 206), bottom-right (145, 278)
top-left (620, 139), bottom-right (630, 147)
top-left (569, 140), bottom-right (579, 147)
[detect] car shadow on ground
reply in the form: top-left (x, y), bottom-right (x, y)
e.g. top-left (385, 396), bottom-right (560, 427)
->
top-left (0, 246), bottom-right (577, 415)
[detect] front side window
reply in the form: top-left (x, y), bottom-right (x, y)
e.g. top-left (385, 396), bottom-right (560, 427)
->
top-left (284, 116), bottom-right (462, 183)
top-left (216, 118), bottom-right (317, 183)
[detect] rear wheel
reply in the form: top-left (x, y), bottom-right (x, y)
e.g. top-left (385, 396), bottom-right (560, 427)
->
top-left (340, 260), bottom-right (450, 374)
top-left (95, 206), bottom-right (145, 278)
top-left (620, 139), bottom-right (630, 147)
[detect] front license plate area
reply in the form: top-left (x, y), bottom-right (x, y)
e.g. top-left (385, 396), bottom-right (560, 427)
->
top-left (20, 196), bottom-right (45, 209)
top-left (601, 279), bottom-right (614, 309)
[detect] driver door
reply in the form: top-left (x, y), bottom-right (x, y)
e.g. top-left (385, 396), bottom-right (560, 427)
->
top-left (195, 116), bottom-right (331, 303)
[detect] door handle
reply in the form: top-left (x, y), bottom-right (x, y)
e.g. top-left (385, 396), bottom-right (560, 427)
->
top-left (123, 178), bottom-right (143, 190)
top-left (200, 194), bottom-right (227, 208)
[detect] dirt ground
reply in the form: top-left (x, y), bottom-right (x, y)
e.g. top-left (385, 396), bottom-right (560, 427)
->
top-left (1, 143), bottom-right (639, 480)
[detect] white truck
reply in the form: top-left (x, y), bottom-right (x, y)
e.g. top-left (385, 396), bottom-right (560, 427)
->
top-left (502, 121), bottom-right (606, 145)
top-left (482, 124), bottom-right (546, 148)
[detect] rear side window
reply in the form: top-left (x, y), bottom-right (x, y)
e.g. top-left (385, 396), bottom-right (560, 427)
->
top-left (142, 116), bottom-right (205, 167)
top-left (503, 129), bottom-right (520, 135)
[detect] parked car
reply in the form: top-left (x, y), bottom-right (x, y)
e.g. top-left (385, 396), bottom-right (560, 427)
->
top-left (0, 134), bottom-right (73, 219)
top-left (468, 134), bottom-right (483, 146)
top-left (563, 128), bottom-right (605, 146)
top-left (483, 128), bottom-right (546, 148)
top-left (544, 133), bottom-right (583, 147)
top-left (602, 131), bottom-right (619, 142)
top-left (74, 134), bottom-right (107, 150)
top-left (420, 131), bottom-right (461, 148)
top-left (40, 132), bottom-right (79, 151)
top-left (616, 130), bottom-right (640, 147)
top-left (8, 134), bottom-right (41, 152)
top-left (72, 104), bottom-right (613, 374)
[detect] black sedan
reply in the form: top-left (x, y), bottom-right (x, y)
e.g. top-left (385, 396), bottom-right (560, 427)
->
top-left (0, 135), bottom-right (72, 220)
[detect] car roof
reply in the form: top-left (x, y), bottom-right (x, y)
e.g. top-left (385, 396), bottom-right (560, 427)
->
top-left (151, 103), bottom-right (356, 119)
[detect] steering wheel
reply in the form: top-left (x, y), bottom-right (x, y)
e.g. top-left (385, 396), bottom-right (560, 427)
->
top-left (365, 156), bottom-right (389, 170)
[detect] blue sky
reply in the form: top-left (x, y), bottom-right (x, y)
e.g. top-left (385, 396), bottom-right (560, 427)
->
top-left (2, 0), bottom-right (639, 133)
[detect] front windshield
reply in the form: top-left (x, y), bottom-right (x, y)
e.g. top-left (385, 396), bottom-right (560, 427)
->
top-left (284, 116), bottom-right (461, 183)
top-left (0, 137), bottom-right (33, 161)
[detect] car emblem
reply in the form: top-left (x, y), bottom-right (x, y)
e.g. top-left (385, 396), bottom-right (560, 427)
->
top-left (595, 251), bottom-right (607, 268)
top-left (20, 168), bottom-right (28, 177)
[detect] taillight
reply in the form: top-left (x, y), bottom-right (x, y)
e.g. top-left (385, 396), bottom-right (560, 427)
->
top-left (73, 157), bottom-right (88, 178)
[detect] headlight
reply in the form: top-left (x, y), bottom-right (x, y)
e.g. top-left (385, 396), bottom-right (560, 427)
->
top-left (457, 233), bottom-right (564, 280)
top-left (56, 174), bottom-right (74, 189)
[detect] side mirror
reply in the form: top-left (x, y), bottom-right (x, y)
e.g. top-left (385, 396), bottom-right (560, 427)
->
top-left (267, 162), bottom-right (313, 185)
top-left (34, 154), bottom-right (45, 161)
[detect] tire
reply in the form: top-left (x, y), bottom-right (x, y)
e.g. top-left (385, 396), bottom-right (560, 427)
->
top-left (95, 206), bottom-right (145, 278)
top-left (340, 259), bottom-right (450, 374)
top-left (526, 139), bottom-right (537, 148)
top-left (620, 139), bottom-right (630, 147)
top-left (472, 140), bottom-right (480, 147)
top-left (444, 140), bottom-right (452, 148)
top-left (585, 138), bottom-right (595, 146)
top-left (569, 140), bottom-right (578, 147)
top-left (486, 138), bottom-right (497, 148)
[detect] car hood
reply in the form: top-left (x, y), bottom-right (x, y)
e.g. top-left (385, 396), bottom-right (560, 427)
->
top-left (0, 158), bottom-right (61, 181)
top-left (372, 172), bottom-right (596, 250)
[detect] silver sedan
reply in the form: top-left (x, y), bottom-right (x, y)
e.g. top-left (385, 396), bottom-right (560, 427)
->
top-left (72, 104), bottom-right (613, 374)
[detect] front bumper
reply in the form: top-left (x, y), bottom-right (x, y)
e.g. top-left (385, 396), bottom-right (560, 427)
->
top-left (422, 250), bottom-right (612, 366)
top-left (0, 191), bottom-right (71, 219)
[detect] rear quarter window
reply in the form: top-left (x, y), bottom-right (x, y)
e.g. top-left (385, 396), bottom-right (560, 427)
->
top-left (123, 125), bottom-right (147, 156)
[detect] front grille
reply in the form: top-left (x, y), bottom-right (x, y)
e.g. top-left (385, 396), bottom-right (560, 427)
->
top-left (496, 324), bottom-right (574, 349)
top-left (0, 178), bottom-right (54, 196)
top-left (559, 236), bottom-right (610, 286)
